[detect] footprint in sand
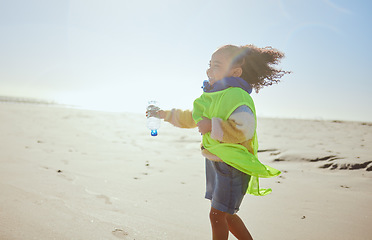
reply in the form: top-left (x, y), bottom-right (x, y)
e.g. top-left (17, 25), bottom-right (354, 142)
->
top-left (96, 194), bottom-right (112, 204)
top-left (112, 228), bottom-right (128, 239)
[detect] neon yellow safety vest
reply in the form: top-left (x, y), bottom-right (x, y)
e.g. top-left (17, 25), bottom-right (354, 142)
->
top-left (192, 87), bottom-right (281, 196)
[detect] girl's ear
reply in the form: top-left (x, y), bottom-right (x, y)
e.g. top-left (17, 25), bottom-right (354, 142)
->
top-left (231, 67), bottom-right (243, 77)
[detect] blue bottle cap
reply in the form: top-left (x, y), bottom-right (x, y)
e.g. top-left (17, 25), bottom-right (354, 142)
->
top-left (151, 129), bottom-right (158, 136)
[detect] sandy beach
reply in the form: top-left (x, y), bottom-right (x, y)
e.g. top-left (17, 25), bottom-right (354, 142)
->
top-left (0, 102), bottom-right (371, 240)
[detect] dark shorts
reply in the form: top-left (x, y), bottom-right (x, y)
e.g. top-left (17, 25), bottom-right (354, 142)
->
top-left (205, 159), bottom-right (250, 214)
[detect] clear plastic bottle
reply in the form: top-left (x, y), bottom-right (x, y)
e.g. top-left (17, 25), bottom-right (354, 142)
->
top-left (146, 100), bottom-right (161, 136)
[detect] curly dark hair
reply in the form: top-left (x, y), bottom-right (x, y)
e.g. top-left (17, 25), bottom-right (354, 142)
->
top-left (218, 44), bottom-right (291, 92)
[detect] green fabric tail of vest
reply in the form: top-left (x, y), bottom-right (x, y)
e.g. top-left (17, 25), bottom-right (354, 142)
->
top-left (193, 87), bottom-right (281, 196)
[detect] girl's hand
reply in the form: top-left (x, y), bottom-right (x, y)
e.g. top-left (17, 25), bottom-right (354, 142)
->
top-left (197, 117), bottom-right (212, 135)
top-left (146, 109), bottom-right (166, 119)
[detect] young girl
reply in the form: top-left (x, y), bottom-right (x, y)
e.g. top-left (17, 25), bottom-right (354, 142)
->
top-left (154, 44), bottom-right (289, 240)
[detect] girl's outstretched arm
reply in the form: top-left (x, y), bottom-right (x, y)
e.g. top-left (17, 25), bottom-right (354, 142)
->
top-left (159, 109), bottom-right (197, 129)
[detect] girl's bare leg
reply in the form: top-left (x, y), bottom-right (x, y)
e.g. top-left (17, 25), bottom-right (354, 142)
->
top-left (226, 214), bottom-right (253, 240)
top-left (209, 207), bottom-right (229, 240)
top-left (210, 207), bottom-right (253, 240)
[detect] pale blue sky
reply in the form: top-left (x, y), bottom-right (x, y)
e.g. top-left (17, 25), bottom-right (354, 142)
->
top-left (1, 0), bottom-right (371, 122)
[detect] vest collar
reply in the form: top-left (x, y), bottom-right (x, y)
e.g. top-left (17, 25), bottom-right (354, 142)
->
top-left (202, 77), bottom-right (252, 94)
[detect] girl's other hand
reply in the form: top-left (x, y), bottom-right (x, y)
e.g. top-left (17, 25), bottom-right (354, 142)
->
top-left (197, 117), bottom-right (212, 135)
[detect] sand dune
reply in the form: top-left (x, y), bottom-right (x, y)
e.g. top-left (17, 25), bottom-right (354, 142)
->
top-left (0, 103), bottom-right (371, 240)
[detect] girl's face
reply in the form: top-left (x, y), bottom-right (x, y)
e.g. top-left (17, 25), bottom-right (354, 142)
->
top-left (207, 49), bottom-right (240, 85)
